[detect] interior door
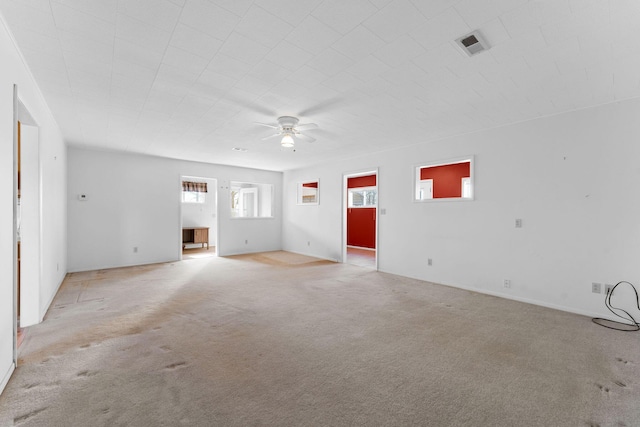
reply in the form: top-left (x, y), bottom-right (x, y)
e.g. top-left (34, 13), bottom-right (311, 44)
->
top-left (416, 179), bottom-right (433, 200)
top-left (239, 188), bottom-right (257, 217)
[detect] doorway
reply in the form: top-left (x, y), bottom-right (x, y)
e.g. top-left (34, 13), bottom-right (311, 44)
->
top-left (180, 176), bottom-right (218, 260)
top-left (343, 170), bottom-right (378, 269)
top-left (15, 95), bottom-right (41, 349)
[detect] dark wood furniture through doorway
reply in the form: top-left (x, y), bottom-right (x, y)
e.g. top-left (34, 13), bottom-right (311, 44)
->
top-left (182, 227), bottom-right (209, 250)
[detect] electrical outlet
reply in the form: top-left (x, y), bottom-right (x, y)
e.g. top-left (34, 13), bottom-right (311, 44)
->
top-left (244, 239), bottom-right (248, 244)
top-left (605, 284), bottom-right (614, 295)
top-left (133, 246), bottom-right (138, 253)
top-left (515, 219), bottom-right (522, 228)
top-left (592, 282), bottom-right (601, 293)
top-left (504, 279), bottom-right (511, 288)
top-left (307, 241), bottom-right (310, 246)
top-left (427, 258), bottom-right (432, 266)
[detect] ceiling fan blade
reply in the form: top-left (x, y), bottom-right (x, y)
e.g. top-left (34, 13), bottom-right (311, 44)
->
top-left (296, 133), bottom-right (316, 143)
top-left (296, 123), bottom-right (318, 130)
top-left (261, 133), bottom-right (281, 140)
top-left (254, 122), bottom-right (279, 129)
top-left (298, 97), bottom-right (343, 116)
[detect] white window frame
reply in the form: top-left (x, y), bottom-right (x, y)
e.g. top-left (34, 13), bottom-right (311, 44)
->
top-left (414, 155), bottom-right (474, 203)
top-left (348, 186), bottom-right (377, 208)
top-left (182, 191), bottom-right (206, 204)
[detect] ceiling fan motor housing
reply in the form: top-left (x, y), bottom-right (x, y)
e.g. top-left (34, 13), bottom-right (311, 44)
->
top-left (277, 116), bottom-right (299, 128)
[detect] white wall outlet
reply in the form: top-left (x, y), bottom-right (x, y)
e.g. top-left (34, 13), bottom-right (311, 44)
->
top-left (515, 219), bottom-right (522, 228)
top-left (592, 282), bottom-right (601, 293)
top-left (427, 258), bottom-right (432, 266)
top-left (604, 284), bottom-right (613, 295)
top-left (245, 239), bottom-right (248, 244)
top-left (133, 246), bottom-right (138, 253)
top-left (504, 279), bottom-right (511, 288)
top-left (307, 241), bottom-right (310, 246)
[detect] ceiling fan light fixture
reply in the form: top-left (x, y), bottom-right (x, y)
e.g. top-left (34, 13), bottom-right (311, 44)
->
top-left (281, 134), bottom-right (295, 148)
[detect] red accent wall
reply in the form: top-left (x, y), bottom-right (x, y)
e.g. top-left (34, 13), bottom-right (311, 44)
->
top-left (347, 174), bottom-right (376, 249)
top-left (348, 175), bottom-right (376, 188)
top-left (347, 208), bottom-right (376, 248)
top-left (420, 162), bottom-right (470, 198)
top-left (302, 182), bottom-right (318, 188)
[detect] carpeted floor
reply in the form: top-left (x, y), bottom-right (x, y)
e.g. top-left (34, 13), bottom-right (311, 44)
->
top-left (0, 251), bottom-right (638, 426)
top-left (346, 246), bottom-right (376, 268)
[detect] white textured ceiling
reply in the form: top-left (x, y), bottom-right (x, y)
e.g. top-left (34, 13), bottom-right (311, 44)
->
top-left (2, 0), bottom-right (640, 171)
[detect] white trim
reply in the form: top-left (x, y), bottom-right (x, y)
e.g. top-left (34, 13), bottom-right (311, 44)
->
top-left (380, 269), bottom-right (610, 320)
top-left (343, 168), bottom-right (379, 270)
top-left (413, 155), bottom-right (475, 202)
top-left (287, 250), bottom-right (340, 263)
top-left (1, 363), bottom-right (16, 395)
top-left (12, 85), bottom-right (18, 368)
top-left (180, 175), bottom-right (219, 261)
top-left (39, 275), bottom-right (65, 323)
top-left (297, 179), bottom-right (320, 206)
top-left (229, 180), bottom-right (274, 219)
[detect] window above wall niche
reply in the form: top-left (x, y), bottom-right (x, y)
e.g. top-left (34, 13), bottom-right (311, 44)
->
top-left (414, 157), bottom-right (474, 202)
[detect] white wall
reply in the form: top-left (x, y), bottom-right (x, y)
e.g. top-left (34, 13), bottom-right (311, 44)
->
top-left (68, 148), bottom-right (283, 272)
top-left (182, 177), bottom-right (217, 248)
top-left (0, 14), bottom-right (67, 394)
top-left (284, 98), bottom-right (640, 319)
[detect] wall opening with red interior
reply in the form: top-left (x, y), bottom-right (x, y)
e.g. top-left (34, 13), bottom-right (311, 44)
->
top-left (419, 161), bottom-right (470, 198)
top-left (347, 174), bottom-right (376, 249)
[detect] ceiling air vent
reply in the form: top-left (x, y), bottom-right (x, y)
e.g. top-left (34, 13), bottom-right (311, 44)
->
top-left (455, 31), bottom-right (489, 57)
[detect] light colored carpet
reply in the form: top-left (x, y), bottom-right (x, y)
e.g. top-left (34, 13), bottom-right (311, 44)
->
top-left (0, 251), bottom-right (638, 426)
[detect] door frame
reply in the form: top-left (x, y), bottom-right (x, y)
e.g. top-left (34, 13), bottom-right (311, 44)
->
top-left (12, 85), bottom-right (18, 369)
top-left (179, 175), bottom-right (219, 260)
top-left (342, 168), bottom-right (379, 270)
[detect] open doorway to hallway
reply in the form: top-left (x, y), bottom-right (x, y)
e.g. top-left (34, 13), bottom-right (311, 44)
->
top-left (180, 176), bottom-right (218, 260)
top-left (15, 95), bottom-right (41, 355)
top-left (343, 170), bottom-right (378, 269)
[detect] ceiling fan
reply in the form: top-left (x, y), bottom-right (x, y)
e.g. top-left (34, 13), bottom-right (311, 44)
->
top-left (254, 116), bottom-right (318, 148)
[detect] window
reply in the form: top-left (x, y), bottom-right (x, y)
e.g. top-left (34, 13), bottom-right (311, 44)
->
top-left (230, 181), bottom-right (274, 218)
top-left (182, 180), bottom-right (207, 203)
top-left (414, 157), bottom-right (474, 201)
top-left (348, 187), bottom-right (377, 207)
top-left (297, 181), bottom-right (319, 205)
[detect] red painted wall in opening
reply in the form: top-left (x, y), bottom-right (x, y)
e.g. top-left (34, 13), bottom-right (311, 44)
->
top-left (420, 162), bottom-right (470, 198)
top-left (348, 175), bottom-right (376, 189)
top-left (347, 174), bottom-right (376, 249)
top-left (347, 208), bottom-right (376, 248)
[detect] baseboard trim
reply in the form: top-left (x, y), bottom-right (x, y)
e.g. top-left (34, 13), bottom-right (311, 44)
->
top-left (455, 285), bottom-right (601, 319)
top-left (1, 362), bottom-right (16, 396)
top-left (40, 273), bottom-right (66, 323)
top-left (377, 267), bottom-right (611, 321)
top-left (286, 250), bottom-right (340, 263)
